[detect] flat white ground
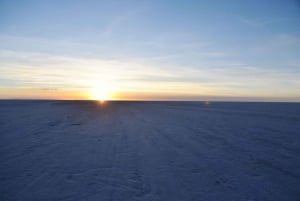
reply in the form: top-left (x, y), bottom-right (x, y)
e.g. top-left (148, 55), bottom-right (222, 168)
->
top-left (0, 101), bottom-right (300, 201)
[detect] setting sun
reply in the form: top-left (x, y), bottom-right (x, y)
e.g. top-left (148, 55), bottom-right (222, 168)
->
top-left (90, 80), bottom-right (118, 101)
top-left (92, 87), bottom-right (110, 101)
top-left (95, 91), bottom-right (108, 101)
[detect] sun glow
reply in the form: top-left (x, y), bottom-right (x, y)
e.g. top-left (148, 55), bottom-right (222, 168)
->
top-left (90, 80), bottom-right (118, 101)
top-left (95, 91), bottom-right (108, 101)
top-left (92, 87), bottom-right (110, 101)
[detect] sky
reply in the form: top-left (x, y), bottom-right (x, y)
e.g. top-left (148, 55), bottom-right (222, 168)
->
top-left (0, 0), bottom-right (300, 101)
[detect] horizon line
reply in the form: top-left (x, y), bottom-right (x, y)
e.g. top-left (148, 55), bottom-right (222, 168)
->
top-left (0, 98), bottom-right (299, 103)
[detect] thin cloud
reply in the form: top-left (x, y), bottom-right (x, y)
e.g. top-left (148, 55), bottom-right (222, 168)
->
top-left (1, 50), bottom-right (300, 100)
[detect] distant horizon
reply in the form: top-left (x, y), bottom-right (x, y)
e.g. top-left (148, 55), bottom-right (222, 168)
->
top-left (1, 98), bottom-right (299, 103)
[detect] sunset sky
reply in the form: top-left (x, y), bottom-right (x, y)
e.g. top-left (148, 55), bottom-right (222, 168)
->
top-left (0, 0), bottom-right (300, 101)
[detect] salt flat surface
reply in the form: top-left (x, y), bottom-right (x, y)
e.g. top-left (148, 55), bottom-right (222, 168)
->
top-left (1, 101), bottom-right (300, 201)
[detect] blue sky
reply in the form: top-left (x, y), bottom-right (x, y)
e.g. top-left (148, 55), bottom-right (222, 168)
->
top-left (0, 0), bottom-right (300, 100)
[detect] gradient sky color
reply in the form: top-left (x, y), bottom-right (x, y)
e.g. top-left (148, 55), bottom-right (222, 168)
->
top-left (0, 0), bottom-right (300, 101)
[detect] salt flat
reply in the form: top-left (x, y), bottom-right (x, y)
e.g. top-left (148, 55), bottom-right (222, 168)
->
top-left (0, 101), bottom-right (300, 201)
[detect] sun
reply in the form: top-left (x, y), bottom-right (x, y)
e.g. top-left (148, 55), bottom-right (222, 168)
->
top-left (92, 87), bottom-right (110, 101)
top-left (89, 80), bottom-right (118, 101)
top-left (91, 82), bottom-right (113, 102)
top-left (94, 91), bottom-right (108, 101)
